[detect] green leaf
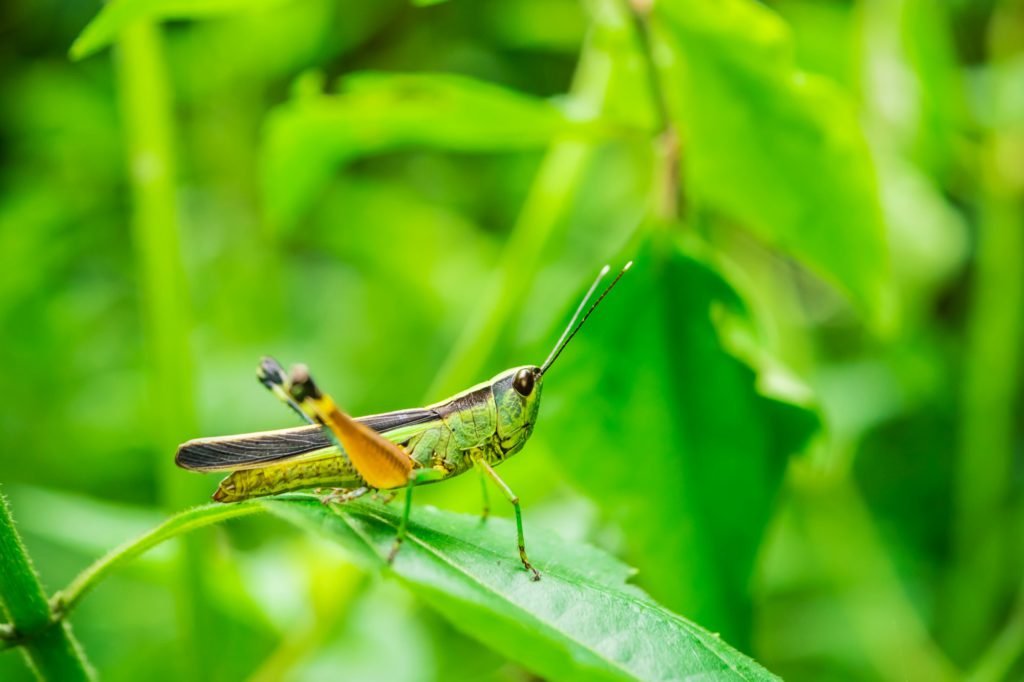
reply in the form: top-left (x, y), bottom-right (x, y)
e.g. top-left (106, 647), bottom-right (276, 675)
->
top-left (261, 72), bottom-right (584, 229)
top-left (70, 0), bottom-right (293, 61)
top-left (543, 232), bottom-right (818, 647)
top-left (654, 0), bottom-right (891, 325)
top-left (262, 495), bottom-right (781, 682)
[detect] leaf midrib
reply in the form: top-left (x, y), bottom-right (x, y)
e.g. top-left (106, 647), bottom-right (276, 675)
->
top-left (361, 507), bottom-right (768, 682)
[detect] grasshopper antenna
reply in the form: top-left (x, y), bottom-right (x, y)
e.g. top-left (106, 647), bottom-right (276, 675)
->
top-left (540, 261), bottom-right (632, 375)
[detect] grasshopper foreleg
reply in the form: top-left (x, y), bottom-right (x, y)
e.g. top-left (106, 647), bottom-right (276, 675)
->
top-left (475, 459), bottom-right (540, 581)
top-left (477, 464), bottom-right (490, 522)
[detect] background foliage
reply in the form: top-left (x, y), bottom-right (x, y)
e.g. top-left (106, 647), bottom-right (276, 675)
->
top-left (1, 0), bottom-right (1022, 679)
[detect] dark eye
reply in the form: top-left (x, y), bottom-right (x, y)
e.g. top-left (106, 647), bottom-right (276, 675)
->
top-left (513, 368), bottom-right (534, 397)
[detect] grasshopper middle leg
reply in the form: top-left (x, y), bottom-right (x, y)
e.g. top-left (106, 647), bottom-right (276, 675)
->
top-left (475, 458), bottom-right (540, 581)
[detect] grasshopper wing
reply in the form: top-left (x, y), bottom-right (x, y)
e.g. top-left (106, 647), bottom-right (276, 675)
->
top-left (175, 408), bottom-right (438, 472)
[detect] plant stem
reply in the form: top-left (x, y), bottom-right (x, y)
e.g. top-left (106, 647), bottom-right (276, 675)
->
top-left (789, 467), bottom-right (959, 681)
top-left (623, 0), bottom-right (682, 221)
top-left (0, 490), bottom-right (92, 680)
top-left (51, 501), bottom-right (264, 620)
top-left (967, 586), bottom-right (1024, 682)
top-left (947, 27), bottom-right (1024, 657)
top-left (426, 27), bottom-right (616, 398)
top-left (114, 19), bottom-right (213, 678)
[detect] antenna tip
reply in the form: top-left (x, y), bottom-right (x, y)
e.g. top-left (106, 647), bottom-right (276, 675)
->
top-left (599, 264), bottom-right (611, 276)
top-left (623, 260), bottom-right (634, 271)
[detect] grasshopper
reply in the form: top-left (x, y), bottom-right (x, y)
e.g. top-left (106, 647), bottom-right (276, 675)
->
top-left (176, 263), bottom-right (631, 579)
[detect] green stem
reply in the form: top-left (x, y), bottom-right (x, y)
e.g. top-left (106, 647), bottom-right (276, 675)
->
top-left (426, 23), bottom-right (615, 399)
top-left (790, 467), bottom-right (959, 681)
top-left (115, 19), bottom-right (212, 678)
top-left (967, 589), bottom-right (1024, 682)
top-left (51, 501), bottom-right (265, 620)
top-left (623, 0), bottom-right (682, 221)
top-left (0, 490), bottom-right (92, 680)
top-left (947, 72), bottom-right (1024, 665)
top-left (115, 20), bottom-right (197, 504)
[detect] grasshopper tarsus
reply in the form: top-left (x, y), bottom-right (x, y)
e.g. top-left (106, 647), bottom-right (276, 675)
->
top-left (387, 538), bottom-right (403, 565)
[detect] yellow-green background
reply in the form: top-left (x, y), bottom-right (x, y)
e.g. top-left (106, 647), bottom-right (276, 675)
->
top-left (1, 0), bottom-right (1022, 680)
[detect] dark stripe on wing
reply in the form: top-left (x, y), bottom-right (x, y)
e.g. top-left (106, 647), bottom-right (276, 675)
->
top-left (358, 408), bottom-right (440, 433)
top-left (175, 408), bottom-right (439, 471)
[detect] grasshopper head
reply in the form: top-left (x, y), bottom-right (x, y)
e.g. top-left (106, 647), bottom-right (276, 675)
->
top-left (493, 365), bottom-right (543, 457)
top-left (488, 262), bottom-right (632, 459)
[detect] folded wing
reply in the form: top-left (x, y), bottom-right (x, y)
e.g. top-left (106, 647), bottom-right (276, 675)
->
top-left (175, 408), bottom-right (440, 472)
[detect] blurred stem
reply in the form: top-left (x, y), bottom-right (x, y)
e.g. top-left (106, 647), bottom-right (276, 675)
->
top-left (967, 586), bottom-right (1024, 682)
top-left (245, 567), bottom-right (366, 682)
top-left (948, 61), bottom-right (1024, 663)
top-left (788, 464), bottom-right (960, 681)
top-left (0, 490), bottom-right (92, 680)
top-left (51, 502), bottom-right (264, 620)
top-left (623, 0), bottom-right (682, 220)
top-left (426, 28), bottom-right (614, 398)
top-left (114, 20), bottom-right (210, 679)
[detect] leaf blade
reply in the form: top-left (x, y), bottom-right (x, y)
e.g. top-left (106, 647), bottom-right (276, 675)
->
top-left (654, 0), bottom-right (891, 324)
top-left (261, 71), bottom-right (587, 229)
top-left (262, 495), bottom-right (782, 682)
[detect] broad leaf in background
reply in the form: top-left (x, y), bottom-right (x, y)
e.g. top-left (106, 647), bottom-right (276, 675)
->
top-left (70, 0), bottom-right (296, 60)
top-left (544, 232), bottom-right (818, 648)
top-left (264, 495), bottom-right (782, 682)
top-left (653, 0), bottom-right (891, 326)
top-left (262, 72), bottom-right (586, 229)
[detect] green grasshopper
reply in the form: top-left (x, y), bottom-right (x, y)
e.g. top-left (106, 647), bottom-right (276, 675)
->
top-left (176, 263), bottom-right (631, 579)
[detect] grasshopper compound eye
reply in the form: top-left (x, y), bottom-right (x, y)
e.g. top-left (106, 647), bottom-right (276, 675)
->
top-left (513, 368), bottom-right (535, 396)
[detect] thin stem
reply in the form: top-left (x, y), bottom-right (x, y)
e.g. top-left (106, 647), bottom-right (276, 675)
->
top-left (51, 501), bottom-right (265, 619)
top-left (115, 19), bottom-right (212, 677)
top-left (967, 588), bottom-right (1024, 682)
top-left (425, 28), bottom-right (614, 399)
top-left (947, 21), bottom-right (1024, 655)
top-left (789, 467), bottom-right (959, 681)
top-left (0, 490), bottom-right (92, 680)
top-left (623, 0), bottom-right (682, 220)
top-left (624, 0), bottom-right (671, 135)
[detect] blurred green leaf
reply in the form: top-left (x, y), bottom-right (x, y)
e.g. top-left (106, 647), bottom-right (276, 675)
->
top-left (70, 0), bottom-right (294, 60)
top-left (544, 231), bottom-right (818, 646)
top-left (262, 72), bottom-right (586, 228)
top-left (264, 495), bottom-right (781, 682)
top-left (654, 0), bottom-right (891, 325)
